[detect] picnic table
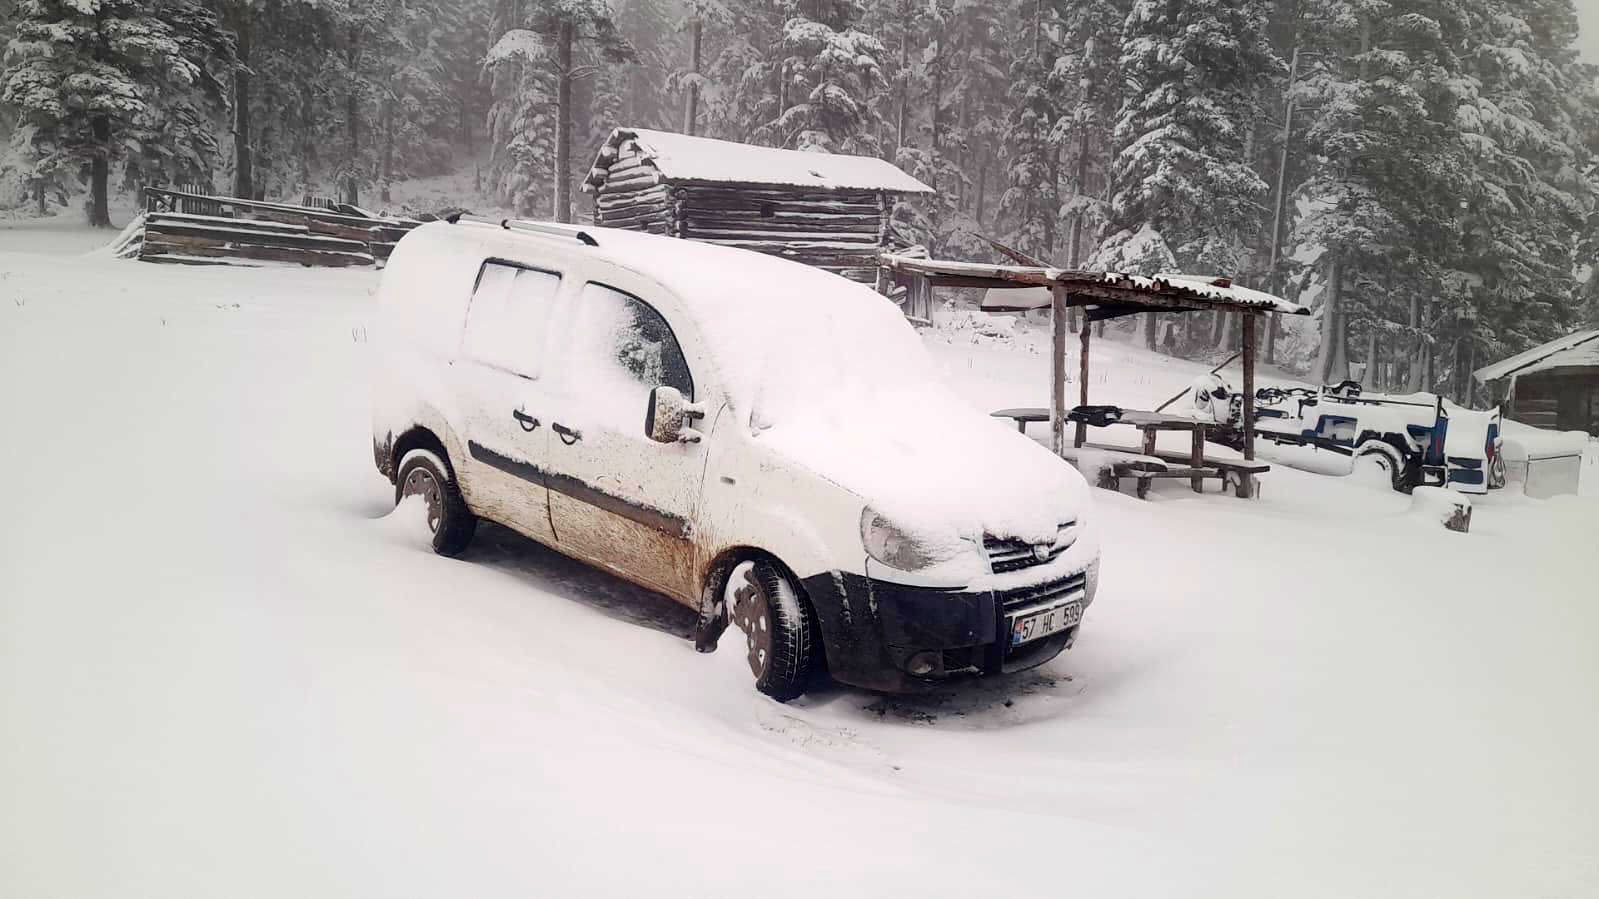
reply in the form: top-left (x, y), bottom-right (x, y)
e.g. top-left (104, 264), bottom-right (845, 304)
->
top-left (992, 406), bottom-right (1269, 499)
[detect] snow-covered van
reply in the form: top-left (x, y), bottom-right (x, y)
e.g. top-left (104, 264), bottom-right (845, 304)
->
top-left (370, 218), bottom-right (1101, 700)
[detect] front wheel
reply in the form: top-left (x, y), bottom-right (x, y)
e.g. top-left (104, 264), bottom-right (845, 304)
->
top-left (395, 448), bottom-right (477, 556)
top-left (726, 560), bottom-right (817, 702)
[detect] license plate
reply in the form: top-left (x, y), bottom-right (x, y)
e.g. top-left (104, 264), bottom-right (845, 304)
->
top-left (1009, 600), bottom-right (1083, 647)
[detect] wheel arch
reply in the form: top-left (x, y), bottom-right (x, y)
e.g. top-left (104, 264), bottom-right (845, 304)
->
top-left (387, 425), bottom-right (458, 485)
top-left (698, 545), bottom-right (830, 675)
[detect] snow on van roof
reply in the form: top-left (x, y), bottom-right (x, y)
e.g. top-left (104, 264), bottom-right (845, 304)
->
top-left (583, 128), bottom-right (934, 195)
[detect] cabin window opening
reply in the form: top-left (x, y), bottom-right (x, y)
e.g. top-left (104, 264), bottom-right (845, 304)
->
top-left (759, 203), bottom-right (775, 219)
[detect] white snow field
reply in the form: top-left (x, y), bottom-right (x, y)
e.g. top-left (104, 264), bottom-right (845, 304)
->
top-left (2, 244), bottom-right (1598, 899)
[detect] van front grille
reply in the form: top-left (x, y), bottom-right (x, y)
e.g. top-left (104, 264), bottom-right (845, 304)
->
top-left (997, 572), bottom-right (1088, 614)
top-left (983, 525), bottom-right (1074, 574)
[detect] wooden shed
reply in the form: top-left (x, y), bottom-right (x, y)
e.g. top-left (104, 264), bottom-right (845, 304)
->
top-left (1475, 329), bottom-right (1599, 436)
top-left (582, 128), bottom-right (933, 284)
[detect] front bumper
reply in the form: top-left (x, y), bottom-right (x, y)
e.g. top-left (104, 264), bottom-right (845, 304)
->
top-left (800, 564), bottom-right (1097, 693)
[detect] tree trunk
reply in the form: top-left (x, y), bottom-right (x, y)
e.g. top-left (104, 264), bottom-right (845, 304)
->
top-left (380, 95), bottom-right (394, 203)
top-left (89, 115), bottom-right (111, 228)
top-left (344, 29), bottom-right (361, 206)
top-left (682, 11), bottom-right (703, 135)
top-left (231, 11), bottom-right (254, 202)
top-left (929, 52), bottom-right (942, 198)
top-left (895, 3), bottom-right (909, 156)
top-left (957, 91), bottom-right (971, 210)
top-left (1315, 256), bottom-right (1351, 383)
top-left (975, 163), bottom-right (987, 226)
top-left (554, 19), bottom-right (574, 223)
top-left (1043, 158), bottom-right (1057, 256)
top-left (1144, 313), bottom-right (1158, 351)
top-left (1405, 293), bottom-right (1425, 392)
top-left (36, 180), bottom-right (47, 216)
top-left (1363, 325), bottom-right (1378, 388)
top-left (1067, 126), bottom-right (1089, 263)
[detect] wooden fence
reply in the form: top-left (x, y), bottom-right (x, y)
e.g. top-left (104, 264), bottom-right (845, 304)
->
top-left (135, 187), bottom-right (422, 268)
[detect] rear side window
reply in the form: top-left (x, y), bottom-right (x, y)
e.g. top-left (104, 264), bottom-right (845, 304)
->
top-left (461, 261), bottom-right (561, 378)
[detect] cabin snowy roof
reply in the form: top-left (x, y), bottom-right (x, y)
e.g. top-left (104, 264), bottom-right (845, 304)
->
top-left (1474, 329), bottom-right (1599, 383)
top-left (880, 254), bottom-right (1310, 318)
top-left (583, 128), bottom-right (934, 195)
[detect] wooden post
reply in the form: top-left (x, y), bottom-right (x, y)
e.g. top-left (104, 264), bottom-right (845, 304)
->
top-left (1076, 308), bottom-right (1091, 449)
top-left (1050, 284), bottom-right (1068, 455)
top-left (1240, 312), bottom-right (1258, 498)
top-left (1191, 426), bottom-right (1205, 493)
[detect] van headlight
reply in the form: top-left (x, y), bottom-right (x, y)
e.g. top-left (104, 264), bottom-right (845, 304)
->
top-left (860, 508), bottom-right (937, 571)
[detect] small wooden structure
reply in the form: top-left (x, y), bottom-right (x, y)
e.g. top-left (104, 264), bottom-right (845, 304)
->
top-left (134, 188), bottom-right (421, 268)
top-left (1474, 329), bottom-right (1599, 437)
top-left (583, 128), bottom-right (932, 284)
top-left (881, 255), bottom-right (1310, 497)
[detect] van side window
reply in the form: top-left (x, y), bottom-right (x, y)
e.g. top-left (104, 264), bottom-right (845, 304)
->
top-left (461, 262), bottom-right (561, 378)
top-left (570, 283), bottom-right (694, 424)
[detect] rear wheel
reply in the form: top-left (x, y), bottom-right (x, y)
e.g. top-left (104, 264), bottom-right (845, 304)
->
top-left (395, 448), bottom-right (476, 556)
top-left (726, 560), bottom-right (816, 702)
top-left (1352, 441), bottom-right (1414, 494)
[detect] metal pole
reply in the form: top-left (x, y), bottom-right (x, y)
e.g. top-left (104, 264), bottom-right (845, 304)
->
top-left (1076, 311), bottom-right (1091, 449)
top-left (1241, 313), bottom-right (1259, 498)
top-left (1050, 284), bottom-right (1068, 455)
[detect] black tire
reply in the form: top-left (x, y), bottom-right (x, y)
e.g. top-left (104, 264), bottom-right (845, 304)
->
top-left (1353, 441), bottom-right (1414, 494)
top-left (395, 449), bottom-right (477, 557)
top-left (727, 560), bottom-right (817, 702)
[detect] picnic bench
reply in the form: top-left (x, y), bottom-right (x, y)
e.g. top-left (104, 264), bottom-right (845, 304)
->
top-left (992, 406), bottom-right (1270, 499)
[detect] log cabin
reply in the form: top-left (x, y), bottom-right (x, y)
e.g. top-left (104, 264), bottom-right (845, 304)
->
top-left (1475, 329), bottom-right (1599, 437)
top-left (582, 128), bottom-right (933, 285)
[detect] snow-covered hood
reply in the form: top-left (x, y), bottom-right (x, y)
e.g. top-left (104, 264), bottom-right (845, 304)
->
top-left (755, 389), bottom-right (1093, 559)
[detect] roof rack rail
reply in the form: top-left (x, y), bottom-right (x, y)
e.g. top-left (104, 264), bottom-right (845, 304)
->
top-left (443, 212), bottom-right (599, 247)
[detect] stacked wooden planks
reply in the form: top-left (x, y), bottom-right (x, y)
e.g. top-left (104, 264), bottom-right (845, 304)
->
top-left (676, 186), bottom-right (888, 284)
top-left (138, 188), bottom-right (421, 268)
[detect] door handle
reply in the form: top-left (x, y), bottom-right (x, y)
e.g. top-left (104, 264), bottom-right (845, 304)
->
top-left (512, 409), bottom-right (540, 432)
top-left (552, 422), bottom-right (582, 445)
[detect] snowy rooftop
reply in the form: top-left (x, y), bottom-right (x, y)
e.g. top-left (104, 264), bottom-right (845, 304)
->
top-left (882, 254), bottom-right (1310, 317)
top-left (1474, 329), bottom-right (1599, 382)
top-left (583, 127), bottom-right (934, 195)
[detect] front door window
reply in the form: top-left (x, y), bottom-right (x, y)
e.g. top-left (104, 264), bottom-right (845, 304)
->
top-left (569, 282), bottom-right (693, 427)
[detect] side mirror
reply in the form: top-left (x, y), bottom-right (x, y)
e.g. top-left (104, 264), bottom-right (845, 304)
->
top-left (646, 386), bottom-right (707, 444)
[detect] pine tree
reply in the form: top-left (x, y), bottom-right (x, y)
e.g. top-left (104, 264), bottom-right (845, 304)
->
top-left (1052, 0), bottom-right (1126, 269)
top-left (996, 0), bottom-right (1063, 261)
top-left (1450, 0), bottom-right (1597, 389)
top-left (1, 0), bottom-right (233, 226)
top-left (1102, 0), bottom-right (1280, 275)
top-left (756, 10), bottom-right (888, 154)
top-left (488, 0), bottom-right (633, 222)
top-left (1293, 0), bottom-right (1473, 386)
top-left (609, 0), bottom-right (680, 131)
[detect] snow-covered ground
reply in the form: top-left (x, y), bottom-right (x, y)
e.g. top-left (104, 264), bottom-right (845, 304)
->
top-left (2, 243), bottom-right (1597, 898)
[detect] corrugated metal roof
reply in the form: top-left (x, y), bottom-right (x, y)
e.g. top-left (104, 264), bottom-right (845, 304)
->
top-left (882, 254), bottom-right (1309, 316)
top-left (1474, 329), bottom-right (1599, 382)
top-left (584, 128), bottom-right (934, 195)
